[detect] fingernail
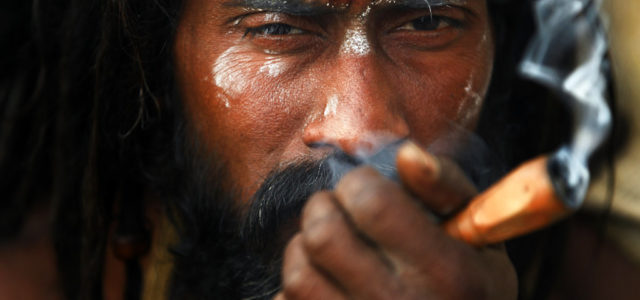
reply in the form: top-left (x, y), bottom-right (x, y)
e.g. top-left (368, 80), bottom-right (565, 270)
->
top-left (399, 141), bottom-right (440, 180)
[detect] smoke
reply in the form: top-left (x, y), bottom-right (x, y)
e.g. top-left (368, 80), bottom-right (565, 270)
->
top-left (519, 0), bottom-right (612, 207)
top-left (325, 125), bottom-right (504, 196)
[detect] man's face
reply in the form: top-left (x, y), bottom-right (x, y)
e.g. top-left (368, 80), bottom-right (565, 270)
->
top-left (174, 0), bottom-right (494, 205)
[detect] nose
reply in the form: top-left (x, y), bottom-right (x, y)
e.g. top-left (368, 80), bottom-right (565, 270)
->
top-left (303, 54), bottom-right (409, 157)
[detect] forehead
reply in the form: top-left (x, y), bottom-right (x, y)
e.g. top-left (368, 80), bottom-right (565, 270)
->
top-left (223, 0), bottom-right (470, 14)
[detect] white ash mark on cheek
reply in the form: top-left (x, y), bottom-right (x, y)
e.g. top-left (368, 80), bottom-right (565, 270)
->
top-left (477, 29), bottom-right (492, 53)
top-left (213, 46), bottom-right (253, 102)
top-left (464, 74), bottom-right (474, 94)
top-left (458, 73), bottom-right (483, 125)
top-left (479, 31), bottom-right (488, 49)
top-left (272, 88), bottom-right (292, 113)
top-left (323, 94), bottom-right (339, 117)
top-left (217, 92), bottom-right (231, 108)
top-left (259, 56), bottom-right (287, 77)
top-left (213, 46), bottom-right (289, 108)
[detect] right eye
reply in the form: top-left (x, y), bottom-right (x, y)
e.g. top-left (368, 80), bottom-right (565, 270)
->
top-left (244, 23), bottom-right (305, 37)
top-left (233, 12), bottom-right (324, 54)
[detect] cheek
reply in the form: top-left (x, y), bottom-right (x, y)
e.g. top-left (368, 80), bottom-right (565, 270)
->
top-left (457, 69), bottom-right (488, 127)
top-left (457, 29), bottom-right (494, 127)
top-left (211, 48), bottom-right (311, 152)
top-left (179, 42), bottom-right (317, 191)
top-left (173, 0), bottom-right (334, 203)
top-left (397, 46), bottom-right (493, 144)
top-left (214, 46), bottom-right (287, 109)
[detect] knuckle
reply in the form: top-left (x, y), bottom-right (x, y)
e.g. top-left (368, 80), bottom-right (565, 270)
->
top-left (282, 264), bottom-right (315, 299)
top-left (302, 214), bottom-right (342, 259)
top-left (336, 166), bottom-right (380, 194)
top-left (282, 234), bottom-right (304, 265)
top-left (273, 293), bottom-right (286, 300)
top-left (347, 181), bottom-right (399, 229)
top-left (302, 191), bottom-right (334, 227)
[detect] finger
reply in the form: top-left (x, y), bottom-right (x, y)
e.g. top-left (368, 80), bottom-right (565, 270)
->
top-left (281, 234), bottom-right (348, 300)
top-left (333, 170), bottom-right (518, 300)
top-left (396, 141), bottom-right (477, 216)
top-left (273, 293), bottom-right (286, 300)
top-left (333, 167), bottom-right (456, 265)
top-left (300, 191), bottom-right (399, 299)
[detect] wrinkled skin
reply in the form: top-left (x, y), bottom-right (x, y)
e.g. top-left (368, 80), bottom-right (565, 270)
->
top-left (174, 0), bottom-right (517, 299)
top-left (276, 144), bottom-right (517, 299)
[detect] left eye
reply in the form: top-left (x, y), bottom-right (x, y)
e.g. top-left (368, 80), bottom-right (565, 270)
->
top-left (397, 16), bottom-right (461, 31)
top-left (244, 23), bottom-right (305, 37)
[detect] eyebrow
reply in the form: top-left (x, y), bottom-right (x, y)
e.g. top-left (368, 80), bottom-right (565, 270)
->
top-left (223, 0), bottom-right (468, 16)
top-left (223, 0), bottom-right (336, 16)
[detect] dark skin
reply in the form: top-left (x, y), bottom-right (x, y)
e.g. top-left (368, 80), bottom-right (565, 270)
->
top-left (174, 0), bottom-right (517, 298)
top-left (277, 146), bottom-right (517, 299)
top-left (3, 1), bottom-right (640, 300)
top-left (174, 0), bottom-right (494, 202)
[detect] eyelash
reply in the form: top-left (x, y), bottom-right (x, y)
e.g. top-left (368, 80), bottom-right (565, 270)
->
top-left (412, 15), bottom-right (463, 29)
top-left (243, 23), bottom-right (304, 38)
top-left (242, 15), bottom-right (462, 39)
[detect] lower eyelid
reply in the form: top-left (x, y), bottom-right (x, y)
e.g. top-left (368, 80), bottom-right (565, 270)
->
top-left (247, 24), bottom-right (308, 37)
top-left (289, 28), bottom-right (305, 35)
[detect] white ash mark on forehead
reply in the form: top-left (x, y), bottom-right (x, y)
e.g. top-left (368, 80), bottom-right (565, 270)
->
top-left (359, 4), bottom-right (373, 20)
top-left (340, 2), bottom-right (375, 57)
top-left (341, 26), bottom-right (371, 56)
top-left (387, 0), bottom-right (468, 4)
top-left (341, 28), bottom-right (371, 56)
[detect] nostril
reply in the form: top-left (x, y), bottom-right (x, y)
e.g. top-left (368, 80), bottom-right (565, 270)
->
top-left (340, 132), bottom-right (408, 157)
top-left (307, 141), bottom-right (332, 149)
top-left (307, 133), bottom-right (409, 160)
top-left (307, 141), bottom-right (339, 152)
top-left (306, 139), bottom-right (370, 157)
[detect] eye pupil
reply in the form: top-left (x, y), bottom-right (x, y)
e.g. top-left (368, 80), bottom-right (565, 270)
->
top-left (412, 16), bottom-right (442, 31)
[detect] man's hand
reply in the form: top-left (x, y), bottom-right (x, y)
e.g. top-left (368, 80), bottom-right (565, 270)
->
top-left (275, 142), bottom-right (518, 300)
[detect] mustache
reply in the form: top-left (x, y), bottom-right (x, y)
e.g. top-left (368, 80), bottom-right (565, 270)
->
top-left (241, 142), bottom-right (405, 259)
top-left (238, 133), bottom-right (504, 259)
top-left (240, 157), bottom-right (332, 259)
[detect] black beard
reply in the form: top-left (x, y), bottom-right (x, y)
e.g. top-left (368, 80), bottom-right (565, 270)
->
top-left (241, 161), bottom-right (333, 263)
top-left (166, 139), bottom-right (355, 299)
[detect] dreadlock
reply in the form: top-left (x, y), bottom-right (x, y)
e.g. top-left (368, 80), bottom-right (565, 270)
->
top-left (1, 0), bottom-right (183, 298)
top-left (0, 0), bottom-right (583, 299)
